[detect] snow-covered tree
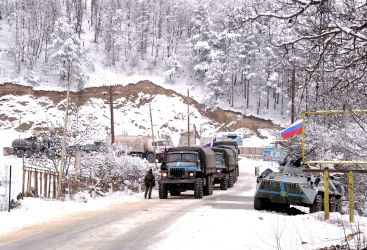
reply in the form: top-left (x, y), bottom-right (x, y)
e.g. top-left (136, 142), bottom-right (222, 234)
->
top-left (48, 17), bottom-right (89, 91)
top-left (203, 55), bottom-right (225, 109)
top-left (164, 52), bottom-right (181, 81)
top-left (189, 0), bottom-right (216, 77)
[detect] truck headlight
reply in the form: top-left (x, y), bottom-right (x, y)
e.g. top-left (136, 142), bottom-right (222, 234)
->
top-left (217, 169), bottom-right (222, 173)
top-left (161, 172), bottom-right (168, 178)
top-left (189, 172), bottom-right (196, 177)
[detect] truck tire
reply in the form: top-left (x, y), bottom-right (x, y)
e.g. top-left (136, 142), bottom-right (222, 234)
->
top-left (203, 176), bottom-right (210, 196)
top-left (47, 150), bottom-right (56, 159)
top-left (254, 197), bottom-right (265, 210)
top-left (209, 176), bottom-right (213, 195)
top-left (16, 149), bottom-right (24, 158)
top-left (194, 179), bottom-right (203, 199)
top-left (330, 196), bottom-right (337, 212)
top-left (147, 153), bottom-right (155, 163)
top-left (228, 172), bottom-right (234, 188)
top-left (159, 183), bottom-right (168, 199)
top-left (310, 194), bottom-right (323, 213)
top-left (25, 149), bottom-right (33, 158)
top-left (220, 174), bottom-right (228, 190)
top-left (335, 198), bottom-right (342, 213)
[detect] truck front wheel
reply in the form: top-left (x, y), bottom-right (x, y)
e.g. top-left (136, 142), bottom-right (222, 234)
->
top-left (159, 183), bottom-right (168, 199)
top-left (220, 174), bottom-right (228, 190)
top-left (25, 149), bottom-right (33, 158)
top-left (194, 179), bottom-right (203, 199)
top-left (16, 149), bottom-right (24, 158)
top-left (146, 153), bottom-right (155, 163)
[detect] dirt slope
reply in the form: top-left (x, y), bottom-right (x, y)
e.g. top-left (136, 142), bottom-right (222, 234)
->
top-left (0, 80), bottom-right (281, 138)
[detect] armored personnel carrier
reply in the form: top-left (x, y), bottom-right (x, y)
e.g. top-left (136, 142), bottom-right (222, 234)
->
top-left (254, 149), bottom-right (345, 213)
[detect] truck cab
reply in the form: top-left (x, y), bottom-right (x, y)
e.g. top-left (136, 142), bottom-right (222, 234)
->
top-left (158, 147), bottom-right (216, 199)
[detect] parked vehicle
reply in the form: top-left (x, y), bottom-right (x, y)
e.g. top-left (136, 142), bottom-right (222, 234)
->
top-left (114, 136), bottom-right (170, 163)
top-left (11, 136), bottom-right (57, 158)
top-left (254, 148), bottom-right (345, 213)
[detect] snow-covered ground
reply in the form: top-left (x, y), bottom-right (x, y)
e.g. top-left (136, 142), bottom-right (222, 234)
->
top-left (1, 151), bottom-right (367, 250)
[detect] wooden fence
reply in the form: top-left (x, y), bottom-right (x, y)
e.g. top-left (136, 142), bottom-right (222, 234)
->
top-left (22, 166), bottom-right (58, 199)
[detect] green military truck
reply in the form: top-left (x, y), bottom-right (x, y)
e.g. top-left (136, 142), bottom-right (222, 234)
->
top-left (158, 146), bottom-right (216, 199)
top-left (213, 139), bottom-right (239, 187)
top-left (211, 147), bottom-right (236, 190)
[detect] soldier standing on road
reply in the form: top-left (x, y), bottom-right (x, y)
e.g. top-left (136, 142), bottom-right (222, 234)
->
top-left (144, 169), bottom-right (155, 199)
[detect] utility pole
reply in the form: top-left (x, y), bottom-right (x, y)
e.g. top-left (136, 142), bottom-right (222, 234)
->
top-left (149, 103), bottom-right (157, 169)
top-left (187, 89), bottom-right (190, 147)
top-left (104, 86), bottom-right (118, 145)
top-left (291, 67), bottom-right (296, 124)
top-left (58, 61), bottom-right (72, 200)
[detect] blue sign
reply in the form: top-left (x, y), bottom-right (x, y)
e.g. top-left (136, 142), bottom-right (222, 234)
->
top-left (262, 148), bottom-right (284, 162)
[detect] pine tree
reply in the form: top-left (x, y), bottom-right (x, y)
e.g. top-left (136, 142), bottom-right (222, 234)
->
top-left (189, 0), bottom-right (215, 77)
top-left (48, 17), bottom-right (89, 91)
top-left (164, 52), bottom-right (182, 81)
top-left (203, 55), bottom-right (225, 109)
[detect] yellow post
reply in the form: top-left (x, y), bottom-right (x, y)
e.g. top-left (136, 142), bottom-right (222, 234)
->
top-left (301, 112), bottom-right (305, 162)
top-left (349, 171), bottom-right (354, 223)
top-left (324, 170), bottom-right (329, 220)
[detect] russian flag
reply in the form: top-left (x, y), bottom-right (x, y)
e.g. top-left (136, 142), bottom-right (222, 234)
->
top-left (280, 119), bottom-right (303, 140)
top-left (202, 142), bottom-right (211, 148)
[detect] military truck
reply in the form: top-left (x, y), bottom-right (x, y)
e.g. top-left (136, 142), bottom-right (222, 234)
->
top-left (68, 141), bottom-right (106, 155)
top-left (254, 149), bottom-right (345, 213)
top-left (211, 147), bottom-right (236, 190)
top-left (158, 147), bottom-right (216, 199)
top-left (114, 136), bottom-right (170, 163)
top-left (12, 136), bottom-right (50, 158)
top-left (213, 138), bottom-right (240, 186)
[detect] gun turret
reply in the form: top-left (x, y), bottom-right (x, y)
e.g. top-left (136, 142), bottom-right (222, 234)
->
top-left (293, 146), bottom-right (318, 167)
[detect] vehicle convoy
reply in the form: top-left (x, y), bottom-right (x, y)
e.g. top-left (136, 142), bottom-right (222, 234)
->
top-left (12, 136), bottom-right (55, 158)
top-left (254, 149), bottom-right (345, 213)
top-left (114, 136), bottom-right (170, 163)
top-left (213, 138), bottom-right (240, 183)
top-left (211, 147), bottom-right (236, 190)
top-left (158, 146), bottom-right (216, 199)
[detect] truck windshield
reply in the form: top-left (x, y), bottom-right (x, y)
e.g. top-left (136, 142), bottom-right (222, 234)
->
top-left (155, 141), bottom-right (169, 146)
top-left (167, 153), bottom-right (196, 162)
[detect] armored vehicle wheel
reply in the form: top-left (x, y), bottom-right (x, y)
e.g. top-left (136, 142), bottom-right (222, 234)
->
top-left (254, 197), bottom-right (265, 210)
top-left (310, 194), bottom-right (323, 213)
top-left (228, 172), bottom-right (234, 188)
top-left (194, 179), bottom-right (203, 199)
top-left (146, 153), bottom-right (155, 163)
top-left (330, 197), bottom-right (337, 212)
top-left (335, 198), bottom-right (342, 213)
top-left (236, 167), bottom-right (239, 176)
top-left (25, 149), bottom-right (33, 158)
top-left (234, 170), bottom-right (237, 182)
top-left (159, 183), bottom-right (168, 199)
top-left (169, 190), bottom-right (181, 196)
top-left (220, 174), bottom-right (228, 190)
top-left (16, 149), bottom-right (24, 158)
top-left (47, 150), bottom-right (56, 159)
